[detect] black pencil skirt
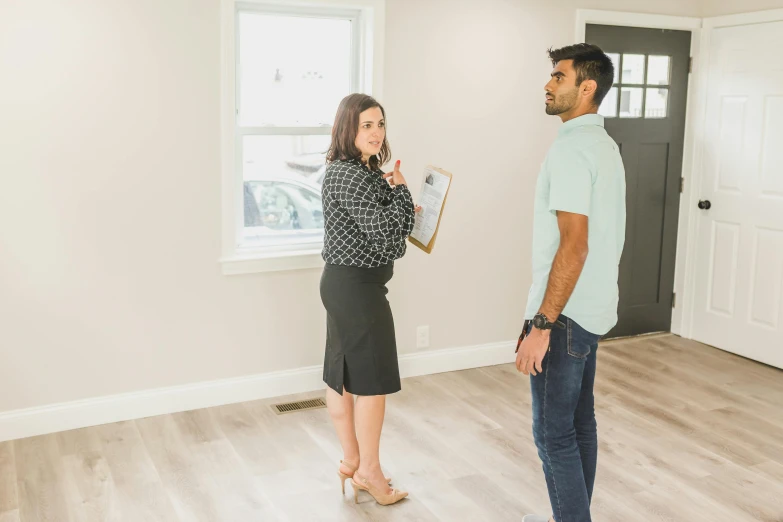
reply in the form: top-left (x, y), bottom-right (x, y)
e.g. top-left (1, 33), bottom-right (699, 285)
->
top-left (320, 262), bottom-right (401, 396)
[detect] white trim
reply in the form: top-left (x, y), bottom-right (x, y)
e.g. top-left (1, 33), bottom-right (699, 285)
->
top-left (236, 127), bottom-right (333, 136)
top-left (221, 0), bottom-right (239, 267)
top-left (398, 341), bottom-right (515, 378)
top-left (680, 8), bottom-right (783, 338)
top-left (221, 249), bottom-right (324, 275)
top-left (0, 340), bottom-right (515, 443)
top-left (703, 8), bottom-right (783, 29)
top-left (673, 25), bottom-right (704, 338)
top-left (678, 20), bottom-right (712, 339)
top-left (219, 0), bottom-right (385, 275)
top-left (575, 10), bottom-right (702, 43)
top-left (575, 10), bottom-right (703, 337)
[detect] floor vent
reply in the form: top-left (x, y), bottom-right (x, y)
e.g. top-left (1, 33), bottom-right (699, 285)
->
top-left (271, 397), bottom-right (326, 415)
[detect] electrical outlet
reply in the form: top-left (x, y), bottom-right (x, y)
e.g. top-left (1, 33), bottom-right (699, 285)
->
top-left (416, 325), bottom-right (430, 349)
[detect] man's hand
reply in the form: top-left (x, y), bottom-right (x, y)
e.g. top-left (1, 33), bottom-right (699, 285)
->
top-left (515, 328), bottom-right (551, 376)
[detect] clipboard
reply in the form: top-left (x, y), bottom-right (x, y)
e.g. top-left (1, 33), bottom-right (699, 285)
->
top-left (408, 165), bottom-right (452, 254)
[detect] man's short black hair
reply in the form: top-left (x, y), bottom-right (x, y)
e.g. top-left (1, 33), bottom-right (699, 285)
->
top-left (548, 44), bottom-right (615, 107)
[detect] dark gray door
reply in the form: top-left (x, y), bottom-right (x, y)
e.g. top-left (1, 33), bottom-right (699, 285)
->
top-left (585, 24), bottom-right (691, 338)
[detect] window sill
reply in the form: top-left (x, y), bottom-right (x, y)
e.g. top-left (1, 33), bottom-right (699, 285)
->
top-left (220, 248), bottom-right (324, 275)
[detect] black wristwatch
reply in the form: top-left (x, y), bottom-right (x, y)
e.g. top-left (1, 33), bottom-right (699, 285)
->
top-left (532, 313), bottom-right (565, 331)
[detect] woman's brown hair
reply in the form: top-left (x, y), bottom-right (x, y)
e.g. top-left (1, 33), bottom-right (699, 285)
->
top-left (326, 93), bottom-right (391, 171)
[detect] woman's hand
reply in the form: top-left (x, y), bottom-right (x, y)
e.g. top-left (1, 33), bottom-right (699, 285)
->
top-left (384, 160), bottom-right (408, 188)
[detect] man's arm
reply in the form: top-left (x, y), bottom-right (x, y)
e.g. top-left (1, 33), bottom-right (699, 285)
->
top-left (538, 210), bottom-right (589, 322)
top-left (516, 144), bottom-right (593, 376)
top-left (516, 210), bottom-right (588, 375)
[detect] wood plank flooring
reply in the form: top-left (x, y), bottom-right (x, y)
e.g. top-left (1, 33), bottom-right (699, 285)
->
top-left (1, 334), bottom-right (782, 521)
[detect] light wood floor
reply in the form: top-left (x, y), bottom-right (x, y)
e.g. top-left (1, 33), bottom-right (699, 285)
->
top-left (1, 334), bottom-right (782, 522)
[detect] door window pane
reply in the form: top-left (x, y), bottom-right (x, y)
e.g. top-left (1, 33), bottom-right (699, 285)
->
top-left (647, 56), bottom-right (671, 86)
top-left (621, 54), bottom-right (646, 84)
top-left (620, 87), bottom-right (644, 118)
top-left (599, 87), bottom-right (618, 118)
top-left (606, 53), bottom-right (620, 84)
top-left (646, 88), bottom-right (669, 118)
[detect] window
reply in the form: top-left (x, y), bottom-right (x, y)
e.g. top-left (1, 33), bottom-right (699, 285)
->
top-left (599, 54), bottom-right (672, 119)
top-left (221, 1), bottom-right (382, 274)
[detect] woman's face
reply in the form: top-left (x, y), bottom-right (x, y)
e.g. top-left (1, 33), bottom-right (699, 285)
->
top-left (354, 107), bottom-right (385, 162)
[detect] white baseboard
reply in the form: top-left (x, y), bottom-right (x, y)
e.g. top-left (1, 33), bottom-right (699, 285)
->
top-left (0, 340), bottom-right (515, 443)
top-left (398, 340), bottom-right (515, 378)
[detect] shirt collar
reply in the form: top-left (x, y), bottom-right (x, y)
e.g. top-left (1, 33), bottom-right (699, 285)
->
top-left (348, 157), bottom-right (383, 174)
top-left (558, 113), bottom-right (604, 135)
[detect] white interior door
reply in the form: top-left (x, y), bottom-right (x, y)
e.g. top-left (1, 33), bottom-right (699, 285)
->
top-left (691, 15), bottom-right (783, 369)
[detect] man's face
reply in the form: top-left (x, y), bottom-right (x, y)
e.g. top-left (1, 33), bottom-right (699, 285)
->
top-left (545, 59), bottom-right (580, 116)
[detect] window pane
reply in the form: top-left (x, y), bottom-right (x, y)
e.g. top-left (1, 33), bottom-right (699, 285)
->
top-left (238, 12), bottom-right (352, 127)
top-left (599, 87), bottom-right (618, 118)
top-left (241, 135), bottom-right (328, 248)
top-left (647, 55), bottom-right (671, 85)
top-left (621, 54), bottom-right (645, 84)
top-left (243, 135), bottom-right (330, 182)
top-left (620, 87), bottom-right (643, 118)
top-left (245, 181), bottom-right (323, 230)
top-left (606, 53), bottom-right (620, 84)
top-left (646, 88), bottom-right (669, 118)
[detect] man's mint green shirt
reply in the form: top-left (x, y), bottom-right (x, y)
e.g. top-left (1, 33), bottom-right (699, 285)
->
top-left (525, 114), bottom-right (626, 335)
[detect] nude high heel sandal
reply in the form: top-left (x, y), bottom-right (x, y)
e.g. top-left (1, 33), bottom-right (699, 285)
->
top-left (337, 460), bottom-right (356, 495)
top-left (350, 474), bottom-right (408, 506)
top-left (337, 461), bottom-right (391, 494)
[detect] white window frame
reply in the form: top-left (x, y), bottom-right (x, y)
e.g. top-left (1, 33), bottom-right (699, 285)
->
top-left (220, 0), bottom-right (385, 275)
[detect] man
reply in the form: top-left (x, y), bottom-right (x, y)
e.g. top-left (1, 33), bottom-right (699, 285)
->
top-left (517, 44), bottom-right (626, 522)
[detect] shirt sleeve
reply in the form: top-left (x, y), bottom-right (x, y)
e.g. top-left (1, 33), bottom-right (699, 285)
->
top-left (547, 146), bottom-right (595, 217)
top-left (335, 168), bottom-right (415, 251)
top-left (378, 172), bottom-right (395, 205)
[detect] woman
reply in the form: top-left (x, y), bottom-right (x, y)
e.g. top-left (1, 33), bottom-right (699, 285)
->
top-left (320, 93), bottom-right (416, 506)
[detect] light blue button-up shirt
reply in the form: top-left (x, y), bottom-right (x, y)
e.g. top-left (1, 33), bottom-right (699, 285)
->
top-left (525, 114), bottom-right (626, 335)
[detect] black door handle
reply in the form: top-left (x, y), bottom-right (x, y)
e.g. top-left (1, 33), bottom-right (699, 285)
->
top-left (698, 200), bottom-right (711, 210)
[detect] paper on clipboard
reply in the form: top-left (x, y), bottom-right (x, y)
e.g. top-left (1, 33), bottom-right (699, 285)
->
top-left (409, 165), bottom-right (452, 254)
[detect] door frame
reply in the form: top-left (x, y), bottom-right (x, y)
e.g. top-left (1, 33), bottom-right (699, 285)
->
top-left (576, 10), bottom-right (702, 337)
top-left (578, 9), bottom-right (783, 340)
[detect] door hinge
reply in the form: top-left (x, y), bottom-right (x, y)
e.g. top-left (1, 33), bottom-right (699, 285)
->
top-left (672, 292), bottom-right (677, 308)
top-left (688, 57), bottom-right (693, 73)
top-left (680, 177), bottom-right (685, 193)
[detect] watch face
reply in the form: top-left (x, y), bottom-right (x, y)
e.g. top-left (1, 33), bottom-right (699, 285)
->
top-left (533, 315), bottom-right (546, 328)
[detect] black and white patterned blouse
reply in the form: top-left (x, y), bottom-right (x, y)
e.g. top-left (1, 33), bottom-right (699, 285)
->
top-left (321, 158), bottom-right (415, 267)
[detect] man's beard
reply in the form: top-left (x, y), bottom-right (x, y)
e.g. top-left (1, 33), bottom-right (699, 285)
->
top-left (545, 89), bottom-right (578, 115)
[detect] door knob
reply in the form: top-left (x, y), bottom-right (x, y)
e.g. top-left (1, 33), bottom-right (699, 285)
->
top-left (698, 200), bottom-right (711, 210)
